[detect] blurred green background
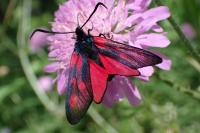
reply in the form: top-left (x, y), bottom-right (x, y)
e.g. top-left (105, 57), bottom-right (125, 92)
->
top-left (0, 0), bottom-right (200, 133)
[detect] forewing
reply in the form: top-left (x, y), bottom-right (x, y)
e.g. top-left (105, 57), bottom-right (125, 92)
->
top-left (65, 52), bottom-right (92, 124)
top-left (93, 36), bottom-right (162, 69)
top-left (98, 54), bottom-right (140, 76)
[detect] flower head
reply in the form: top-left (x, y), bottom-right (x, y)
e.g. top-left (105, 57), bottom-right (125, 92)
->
top-left (181, 23), bottom-right (196, 40)
top-left (33, 0), bottom-right (171, 107)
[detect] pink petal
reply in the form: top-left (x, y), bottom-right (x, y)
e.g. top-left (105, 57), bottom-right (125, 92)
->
top-left (140, 0), bottom-right (152, 9)
top-left (153, 51), bottom-right (172, 70)
top-left (152, 25), bottom-right (164, 32)
top-left (142, 6), bottom-right (170, 20)
top-left (126, 3), bottom-right (142, 11)
top-left (38, 76), bottom-right (53, 92)
top-left (156, 57), bottom-right (172, 70)
top-left (137, 76), bottom-right (150, 81)
top-left (138, 66), bottom-right (154, 77)
top-left (121, 77), bottom-right (142, 106)
top-left (57, 71), bottom-right (67, 95)
top-left (181, 23), bottom-right (197, 40)
top-left (102, 76), bottom-right (141, 107)
top-left (124, 13), bottom-right (142, 27)
top-left (134, 6), bottom-right (170, 35)
top-left (102, 76), bottom-right (125, 107)
top-left (44, 62), bottom-right (59, 73)
top-left (137, 66), bottom-right (154, 81)
top-left (127, 0), bottom-right (152, 11)
top-left (48, 49), bottom-right (59, 58)
top-left (136, 33), bottom-right (170, 48)
top-left (134, 17), bottom-right (158, 35)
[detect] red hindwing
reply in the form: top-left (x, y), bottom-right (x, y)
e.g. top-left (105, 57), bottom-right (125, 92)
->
top-left (89, 59), bottom-right (108, 103)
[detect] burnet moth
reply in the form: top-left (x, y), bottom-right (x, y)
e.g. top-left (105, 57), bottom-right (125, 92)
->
top-left (31, 2), bottom-right (162, 124)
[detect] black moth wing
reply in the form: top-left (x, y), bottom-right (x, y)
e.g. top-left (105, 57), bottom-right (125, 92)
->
top-left (65, 51), bottom-right (93, 125)
top-left (93, 36), bottom-right (162, 69)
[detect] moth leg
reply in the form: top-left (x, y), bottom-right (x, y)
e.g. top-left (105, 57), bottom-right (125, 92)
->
top-left (107, 33), bottom-right (113, 40)
top-left (88, 29), bottom-right (93, 35)
top-left (88, 22), bottom-right (94, 35)
top-left (99, 33), bottom-right (107, 38)
top-left (99, 33), bottom-right (113, 39)
top-left (71, 34), bottom-right (76, 40)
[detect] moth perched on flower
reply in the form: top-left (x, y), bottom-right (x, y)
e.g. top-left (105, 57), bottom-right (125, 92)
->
top-left (31, 0), bottom-right (171, 124)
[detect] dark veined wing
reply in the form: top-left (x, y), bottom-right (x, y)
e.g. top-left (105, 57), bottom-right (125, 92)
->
top-left (65, 51), bottom-right (92, 125)
top-left (93, 36), bottom-right (162, 70)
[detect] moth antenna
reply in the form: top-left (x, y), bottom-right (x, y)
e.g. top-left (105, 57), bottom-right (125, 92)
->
top-left (80, 2), bottom-right (107, 29)
top-left (30, 28), bottom-right (75, 39)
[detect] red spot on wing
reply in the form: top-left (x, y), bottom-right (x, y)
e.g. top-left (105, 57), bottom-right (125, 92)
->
top-left (99, 54), bottom-right (140, 76)
top-left (70, 52), bottom-right (77, 66)
top-left (89, 60), bottom-right (108, 103)
top-left (78, 81), bottom-right (86, 91)
top-left (69, 94), bottom-right (78, 109)
top-left (76, 55), bottom-right (82, 70)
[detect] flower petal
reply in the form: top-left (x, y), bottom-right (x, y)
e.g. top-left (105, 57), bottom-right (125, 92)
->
top-left (134, 6), bottom-right (170, 35)
top-left (136, 33), bottom-right (170, 48)
top-left (102, 76), bottom-right (141, 107)
top-left (127, 0), bottom-right (152, 11)
top-left (121, 77), bottom-right (142, 106)
top-left (152, 24), bottom-right (164, 32)
top-left (181, 23), bottom-right (197, 40)
top-left (142, 6), bottom-right (170, 20)
top-left (156, 57), bottom-right (172, 70)
top-left (138, 66), bottom-right (154, 77)
top-left (137, 75), bottom-right (149, 81)
top-left (44, 62), bottom-right (59, 73)
top-left (38, 76), bottom-right (53, 92)
top-left (57, 70), bottom-right (68, 95)
top-left (152, 51), bottom-right (172, 70)
top-left (102, 76), bottom-right (125, 107)
top-left (134, 17), bottom-right (158, 35)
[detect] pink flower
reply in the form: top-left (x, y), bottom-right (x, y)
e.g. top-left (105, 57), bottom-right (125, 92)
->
top-left (102, 76), bottom-right (141, 107)
top-left (37, 76), bottom-right (53, 92)
top-left (33, 0), bottom-right (171, 107)
top-left (181, 23), bottom-right (196, 40)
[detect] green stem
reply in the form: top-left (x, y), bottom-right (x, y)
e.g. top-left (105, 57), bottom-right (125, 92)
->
top-left (155, 0), bottom-right (200, 63)
top-left (187, 57), bottom-right (200, 73)
top-left (161, 78), bottom-right (200, 102)
top-left (3, 0), bottom-right (17, 24)
top-left (88, 106), bottom-right (119, 133)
